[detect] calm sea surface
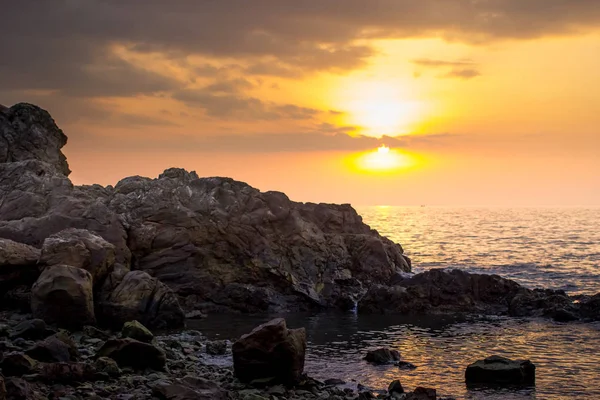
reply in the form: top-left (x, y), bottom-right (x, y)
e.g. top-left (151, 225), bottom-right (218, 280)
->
top-left (192, 207), bottom-right (600, 399)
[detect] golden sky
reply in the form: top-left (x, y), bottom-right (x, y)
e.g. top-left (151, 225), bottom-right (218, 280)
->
top-left (2, 1), bottom-right (599, 206)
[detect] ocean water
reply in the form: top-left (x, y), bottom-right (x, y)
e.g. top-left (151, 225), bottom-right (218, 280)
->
top-left (357, 207), bottom-right (600, 295)
top-left (192, 207), bottom-right (600, 399)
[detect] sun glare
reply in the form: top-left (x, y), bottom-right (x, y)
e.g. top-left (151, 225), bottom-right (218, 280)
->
top-left (347, 145), bottom-right (416, 174)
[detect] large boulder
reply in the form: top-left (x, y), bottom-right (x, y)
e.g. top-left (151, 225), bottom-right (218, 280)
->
top-left (95, 338), bottom-right (166, 370)
top-left (39, 228), bottom-right (116, 285)
top-left (0, 239), bottom-right (40, 301)
top-left (97, 270), bottom-right (184, 329)
top-left (0, 103), bottom-right (70, 175)
top-left (31, 265), bottom-right (96, 329)
top-left (465, 355), bottom-right (536, 386)
top-left (232, 318), bottom-right (306, 384)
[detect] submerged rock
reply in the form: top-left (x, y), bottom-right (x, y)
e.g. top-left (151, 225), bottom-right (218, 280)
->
top-left (232, 318), bottom-right (306, 384)
top-left (465, 355), bottom-right (536, 386)
top-left (365, 348), bottom-right (401, 364)
top-left (31, 265), bottom-right (95, 329)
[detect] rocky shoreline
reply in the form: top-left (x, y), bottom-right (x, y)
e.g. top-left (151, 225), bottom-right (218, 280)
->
top-left (1, 102), bottom-right (599, 398)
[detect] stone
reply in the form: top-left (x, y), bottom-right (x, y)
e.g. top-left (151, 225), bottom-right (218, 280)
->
top-left (37, 362), bottom-right (98, 383)
top-left (25, 336), bottom-right (73, 362)
top-left (0, 352), bottom-right (37, 376)
top-left (465, 355), bottom-right (536, 386)
top-left (3, 377), bottom-right (33, 400)
top-left (232, 318), bottom-right (306, 384)
top-left (406, 387), bottom-right (436, 400)
top-left (205, 340), bottom-right (227, 355)
top-left (579, 293), bottom-right (600, 321)
top-left (39, 228), bottom-right (116, 284)
top-left (152, 376), bottom-right (229, 400)
top-left (83, 326), bottom-right (113, 341)
top-left (388, 379), bottom-right (404, 394)
top-left (121, 321), bottom-right (153, 343)
top-left (31, 265), bottom-right (95, 329)
top-left (94, 357), bottom-right (121, 377)
top-left (8, 319), bottom-right (54, 340)
top-left (0, 239), bottom-right (41, 300)
top-left (95, 338), bottom-right (166, 370)
top-left (97, 270), bottom-right (184, 330)
top-left (364, 348), bottom-right (401, 364)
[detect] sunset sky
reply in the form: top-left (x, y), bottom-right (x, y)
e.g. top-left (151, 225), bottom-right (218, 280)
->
top-left (1, 1), bottom-right (599, 206)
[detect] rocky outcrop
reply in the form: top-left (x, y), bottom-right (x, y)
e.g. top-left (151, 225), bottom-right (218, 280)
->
top-left (465, 355), bottom-right (535, 386)
top-left (31, 265), bottom-right (96, 329)
top-left (0, 103), bottom-right (410, 318)
top-left (232, 318), bottom-right (306, 384)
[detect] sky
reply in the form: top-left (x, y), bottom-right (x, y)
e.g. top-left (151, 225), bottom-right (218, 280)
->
top-left (1, 1), bottom-right (599, 206)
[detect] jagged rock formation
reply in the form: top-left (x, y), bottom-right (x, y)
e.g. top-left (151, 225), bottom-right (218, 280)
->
top-left (0, 103), bottom-right (410, 319)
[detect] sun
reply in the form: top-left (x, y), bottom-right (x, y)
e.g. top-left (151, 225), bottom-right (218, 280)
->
top-left (349, 145), bottom-right (416, 173)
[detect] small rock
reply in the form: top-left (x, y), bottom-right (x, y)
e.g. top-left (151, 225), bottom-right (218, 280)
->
top-left (121, 320), bottom-right (153, 343)
top-left (26, 336), bottom-right (72, 362)
top-left (465, 355), bottom-right (535, 386)
top-left (94, 357), bottom-right (121, 377)
top-left (8, 319), bottom-right (55, 340)
top-left (388, 379), bottom-right (404, 394)
top-left (206, 340), bottom-right (227, 355)
top-left (267, 384), bottom-right (287, 395)
top-left (95, 338), bottom-right (166, 370)
top-left (0, 352), bottom-right (38, 376)
top-left (364, 348), bottom-right (401, 364)
top-left (406, 387), bottom-right (436, 400)
top-left (83, 326), bottom-right (113, 341)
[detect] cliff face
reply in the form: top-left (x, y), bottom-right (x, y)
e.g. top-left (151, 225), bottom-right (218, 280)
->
top-left (0, 103), bottom-right (410, 315)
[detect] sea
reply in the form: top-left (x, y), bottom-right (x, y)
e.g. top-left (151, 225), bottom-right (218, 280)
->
top-left (191, 207), bottom-right (600, 400)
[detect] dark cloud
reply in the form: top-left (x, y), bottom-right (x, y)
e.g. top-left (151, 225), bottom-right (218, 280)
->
top-left (442, 69), bottom-right (481, 80)
top-left (412, 58), bottom-right (481, 79)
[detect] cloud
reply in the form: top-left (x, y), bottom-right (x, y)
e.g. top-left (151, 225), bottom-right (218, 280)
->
top-left (412, 58), bottom-right (481, 79)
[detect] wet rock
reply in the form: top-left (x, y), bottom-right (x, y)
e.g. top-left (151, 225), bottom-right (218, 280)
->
top-left (579, 293), bottom-right (600, 321)
top-left (364, 348), bottom-right (400, 365)
top-left (152, 376), bottom-right (229, 400)
top-left (388, 379), bottom-right (404, 394)
top-left (25, 336), bottom-right (73, 362)
top-left (39, 229), bottom-right (116, 285)
top-left (31, 265), bottom-right (95, 329)
top-left (232, 318), bottom-right (306, 384)
top-left (206, 340), bottom-right (227, 356)
top-left (406, 387), bottom-right (436, 400)
top-left (0, 239), bottom-right (41, 301)
top-left (83, 326), bottom-right (112, 341)
top-left (95, 338), bottom-right (166, 370)
top-left (551, 308), bottom-right (579, 322)
top-left (121, 321), bottom-right (153, 343)
top-left (0, 352), bottom-right (37, 376)
top-left (3, 377), bottom-right (34, 399)
top-left (97, 270), bottom-right (184, 330)
top-left (8, 319), bottom-right (54, 341)
top-left (465, 355), bottom-right (536, 386)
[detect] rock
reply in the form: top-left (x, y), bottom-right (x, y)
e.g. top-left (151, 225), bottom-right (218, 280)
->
top-left (359, 269), bottom-right (523, 315)
top-left (25, 336), bottom-right (73, 362)
top-left (509, 289), bottom-right (575, 319)
top-left (388, 379), bottom-right (404, 394)
top-left (95, 338), bottom-right (166, 370)
top-left (579, 293), bottom-right (600, 321)
top-left (3, 377), bottom-right (33, 399)
top-left (465, 355), bottom-right (536, 386)
top-left (97, 270), bottom-right (184, 330)
top-left (37, 362), bottom-right (98, 383)
top-left (0, 352), bottom-right (37, 376)
top-left (0, 239), bottom-right (41, 302)
top-left (94, 357), bottom-right (121, 377)
top-left (364, 348), bottom-right (401, 364)
top-left (0, 103), bottom-right (70, 175)
top-left (551, 308), bottom-right (579, 322)
top-left (121, 321), bottom-right (153, 343)
top-left (205, 340), bottom-right (227, 356)
top-left (232, 318), bottom-right (306, 384)
top-left (406, 387), bottom-right (436, 400)
top-left (31, 265), bottom-right (95, 329)
top-left (39, 229), bottom-right (116, 285)
top-left (152, 376), bottom-right (229, 400)
top-left (8, 319), bottom-right (54, 340)
top-left (83, 326), bottom-right (113, 341)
